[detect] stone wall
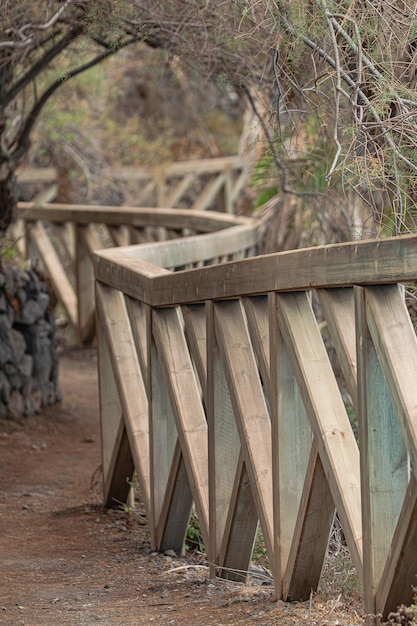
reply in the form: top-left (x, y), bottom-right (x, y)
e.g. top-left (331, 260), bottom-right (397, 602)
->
top-left (0, 261), bottom-right (60, 419)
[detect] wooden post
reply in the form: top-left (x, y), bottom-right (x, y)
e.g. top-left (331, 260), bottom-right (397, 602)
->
top-left (206, 300), bottom-right (241, 577)
top-left (75, 224), bottom-right (97, 344)
top-left (97, 308), bottom-right (133, 508)
top-left (355, 286), bottom-right (409, 624)
top-left (269, 292), bottom-right (324, 599)
top-left (148, 309), bottom-right (183, 551)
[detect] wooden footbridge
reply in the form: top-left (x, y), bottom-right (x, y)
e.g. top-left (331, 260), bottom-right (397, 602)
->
top-left (12, 159), bottom-right (417, 623)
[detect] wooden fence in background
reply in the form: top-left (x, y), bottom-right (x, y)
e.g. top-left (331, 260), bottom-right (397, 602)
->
top-left (9, 203), bottom-right (254, 344)
top-left (95, 232), bottom-right (417, 624)
top-left (17, 155), bottom-right (245, 213)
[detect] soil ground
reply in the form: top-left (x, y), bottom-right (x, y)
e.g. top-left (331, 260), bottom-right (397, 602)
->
top-left (0, 347), bottom-right (364, 626)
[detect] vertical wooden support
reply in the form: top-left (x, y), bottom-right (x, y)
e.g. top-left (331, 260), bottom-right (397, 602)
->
top-left (223, 168), bottom-right (233, 214)
top-left (97, 304), bottom-right (133, 507)
top-left (270, 292), bottom-right (323, 598)
top-left (206, 300), bottom-right (241, 576)
top-left (275, 291), bottom-right (362, 580)
top-left (75, 224), bottom-right (96, 344)
top-left (25, 220), bottom-right (38, 261)
top-left (152, 306), bottom-right (209, 550)
top-left (54, 222), bottom-right (75, 261)
top-left (209, 299), bottom-right (273, 582)
top-left (148, 310), bottom-right (181, 550)
top-left (318, 287), bottom-right (358, 408)
top-left (95, 282), bottom-right (151, 521)
top-left (218, 453), bottom-right (259, 582)
top-left (355, 287), bottom-right (409, 623)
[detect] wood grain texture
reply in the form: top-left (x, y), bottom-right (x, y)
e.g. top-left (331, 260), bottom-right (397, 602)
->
top-left (95, 234), bottom-right (417, 307)
top-left (95, 282), bottom-right (151, 521)
top-left (277, 291), bottom-right (363, 576)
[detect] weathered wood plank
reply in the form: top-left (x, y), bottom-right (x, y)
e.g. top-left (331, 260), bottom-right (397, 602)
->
top-left (76, 224), bottom-right (102, 344)
top-left (108, 225), bottom-right (130, 247)
top-left (376, 475), bottom-right (417, 617)
top-left (213, 300), bottom-right (274, 572)
top-left (155, 442), bottom-right (193, 553)
top-left (28, 220), bottom-right (77, 327)
top-left (97, 311), bottom-right (127, 505)
top-left (95, 282), bottom-right (151, 519)
top-left (182, 304), bottom-right (207, 401)
top-left (218, 454), bottom-right (259, 583)
top-left (164, 173), bottom-right (196, 208)
top-left (114, 224), bottom-right (259, 269)
top-left (18, 202), bottom-right (247, 231)
top-left (269, 292), bottom-right (313, 591)
top-left (124, 296), bottom-right (149, 379)
top-left (243, 296), bottom-right (270, 398)
top-left (318, 288), bottom-right (358, 408)
top-left (355, 286), bottom-right (410, 618)
top-left (53, 222), bottom-right (75, 260)
top-left (207, 300), bottom-right (241, 575)
top-left (365, 284), bottom-right (417, 472)
top-left (95, 234), bottom-right (417, 307)
top-left (152, 306), bottom-right (209, 544)
top-left (283, 448), bottom-right (335, 601)
top-left (148, 330), bottom-right (178, 545)
top-left (276, 291), bottom-right (363, 576)
top-left (191, 173), bottom-right (226, 212)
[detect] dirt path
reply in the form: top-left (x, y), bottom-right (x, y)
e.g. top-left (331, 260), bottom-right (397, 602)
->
top-left (0, 348), bottom-right (363, 626)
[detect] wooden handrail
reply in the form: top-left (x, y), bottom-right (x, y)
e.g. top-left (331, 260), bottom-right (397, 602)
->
top-left (95, 232), bottom-right (417, 622)
top-left (95, 232), bottom-right (417, 306)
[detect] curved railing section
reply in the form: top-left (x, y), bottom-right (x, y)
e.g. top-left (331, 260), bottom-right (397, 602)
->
top-left (94, 232), bottom-right (417, 621)
top-left (13, 201), bottom-right (256, 343)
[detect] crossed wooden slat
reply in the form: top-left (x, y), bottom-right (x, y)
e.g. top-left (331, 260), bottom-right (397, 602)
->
top-left (97, 279), bottom-right (417, 620)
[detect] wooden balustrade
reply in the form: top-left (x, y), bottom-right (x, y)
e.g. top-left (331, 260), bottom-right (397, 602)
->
top-left (17, 155), bottom-right (245, 213)
top-left (10, 202), bottom-right (255, 344)
top-left (95, 232), bottom-right (417, 624)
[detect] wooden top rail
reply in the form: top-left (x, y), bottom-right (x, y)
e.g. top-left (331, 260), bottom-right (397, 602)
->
top-left (95, 232), bottom-right (417, 307)
top-left (95, 230), bottom-right (417, 620)
top-left (113, 156), bottom-right (243, 180)
top-left (17, 156), bottom-right (242, 185)
top-left (17, 202), bottom-right (247, 232)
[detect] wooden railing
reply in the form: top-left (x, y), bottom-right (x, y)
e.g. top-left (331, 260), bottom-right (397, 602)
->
top-left (17, 155), bottom-right (245, 213)
top-left (94, 232), bottom-right (417, 623)
top-left (9, 202), bottom-right (254, 344)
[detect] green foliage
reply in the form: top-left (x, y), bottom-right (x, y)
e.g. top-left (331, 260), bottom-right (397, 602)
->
top-left (185, 512), bottom-right (205, 553)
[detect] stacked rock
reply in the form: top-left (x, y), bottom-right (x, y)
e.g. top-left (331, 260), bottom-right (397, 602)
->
top-left (0, 262), bottom-right (60, 419)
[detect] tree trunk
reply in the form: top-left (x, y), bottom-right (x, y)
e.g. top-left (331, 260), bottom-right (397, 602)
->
top-left (0, 164), bottom-right (18, 236)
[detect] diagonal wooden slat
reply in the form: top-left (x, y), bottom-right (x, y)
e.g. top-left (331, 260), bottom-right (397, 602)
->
top-left (95, 282), bottom-right (151, 518)
top-left (364, 285), bottom-right (417, 473)
top-left (318, 287), bottom-right (358, 408)
top-left (207, 300), bottom-right (241, 575)
top-left (218, 453), bottom-right (259, 583)
top-left (213, 300), bottom-right (274, 572)
top-left (152, 307), bottom-right (209, 545)
top-left (243, 296), bottom-right (270, 397)
top-left (269, 292), bottom-right (320, 596)
top-left (164, 173), bottom-right (196, 208)
top-left (191, 173), bottom-right (226, 211)
top-left (148, 335), bottom-right (178, 544)
top-left (182, 304), bottom-right (207, 401)
top-left (276, 291), bottom-right (363, 577)
top-left (376, 474), bottom-right (417, 616)
top-left (76, 224), bottom-right (103, 343)
top-left (356, 286), bottom-right (414, 618)
top-left (155, 442), bottom-right (193, 552)
top-left (124, 296), bottom-right (149, 380)
top-left (283, 447), bottom-right (335, 601)
top-left (97, 311), bottom-right (132, 508)
top-left (27, 220), bottom-right (77, 328)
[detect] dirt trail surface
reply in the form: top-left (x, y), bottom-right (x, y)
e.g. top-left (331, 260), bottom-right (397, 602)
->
top-left (0, 348), bottom-right (364, 626)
